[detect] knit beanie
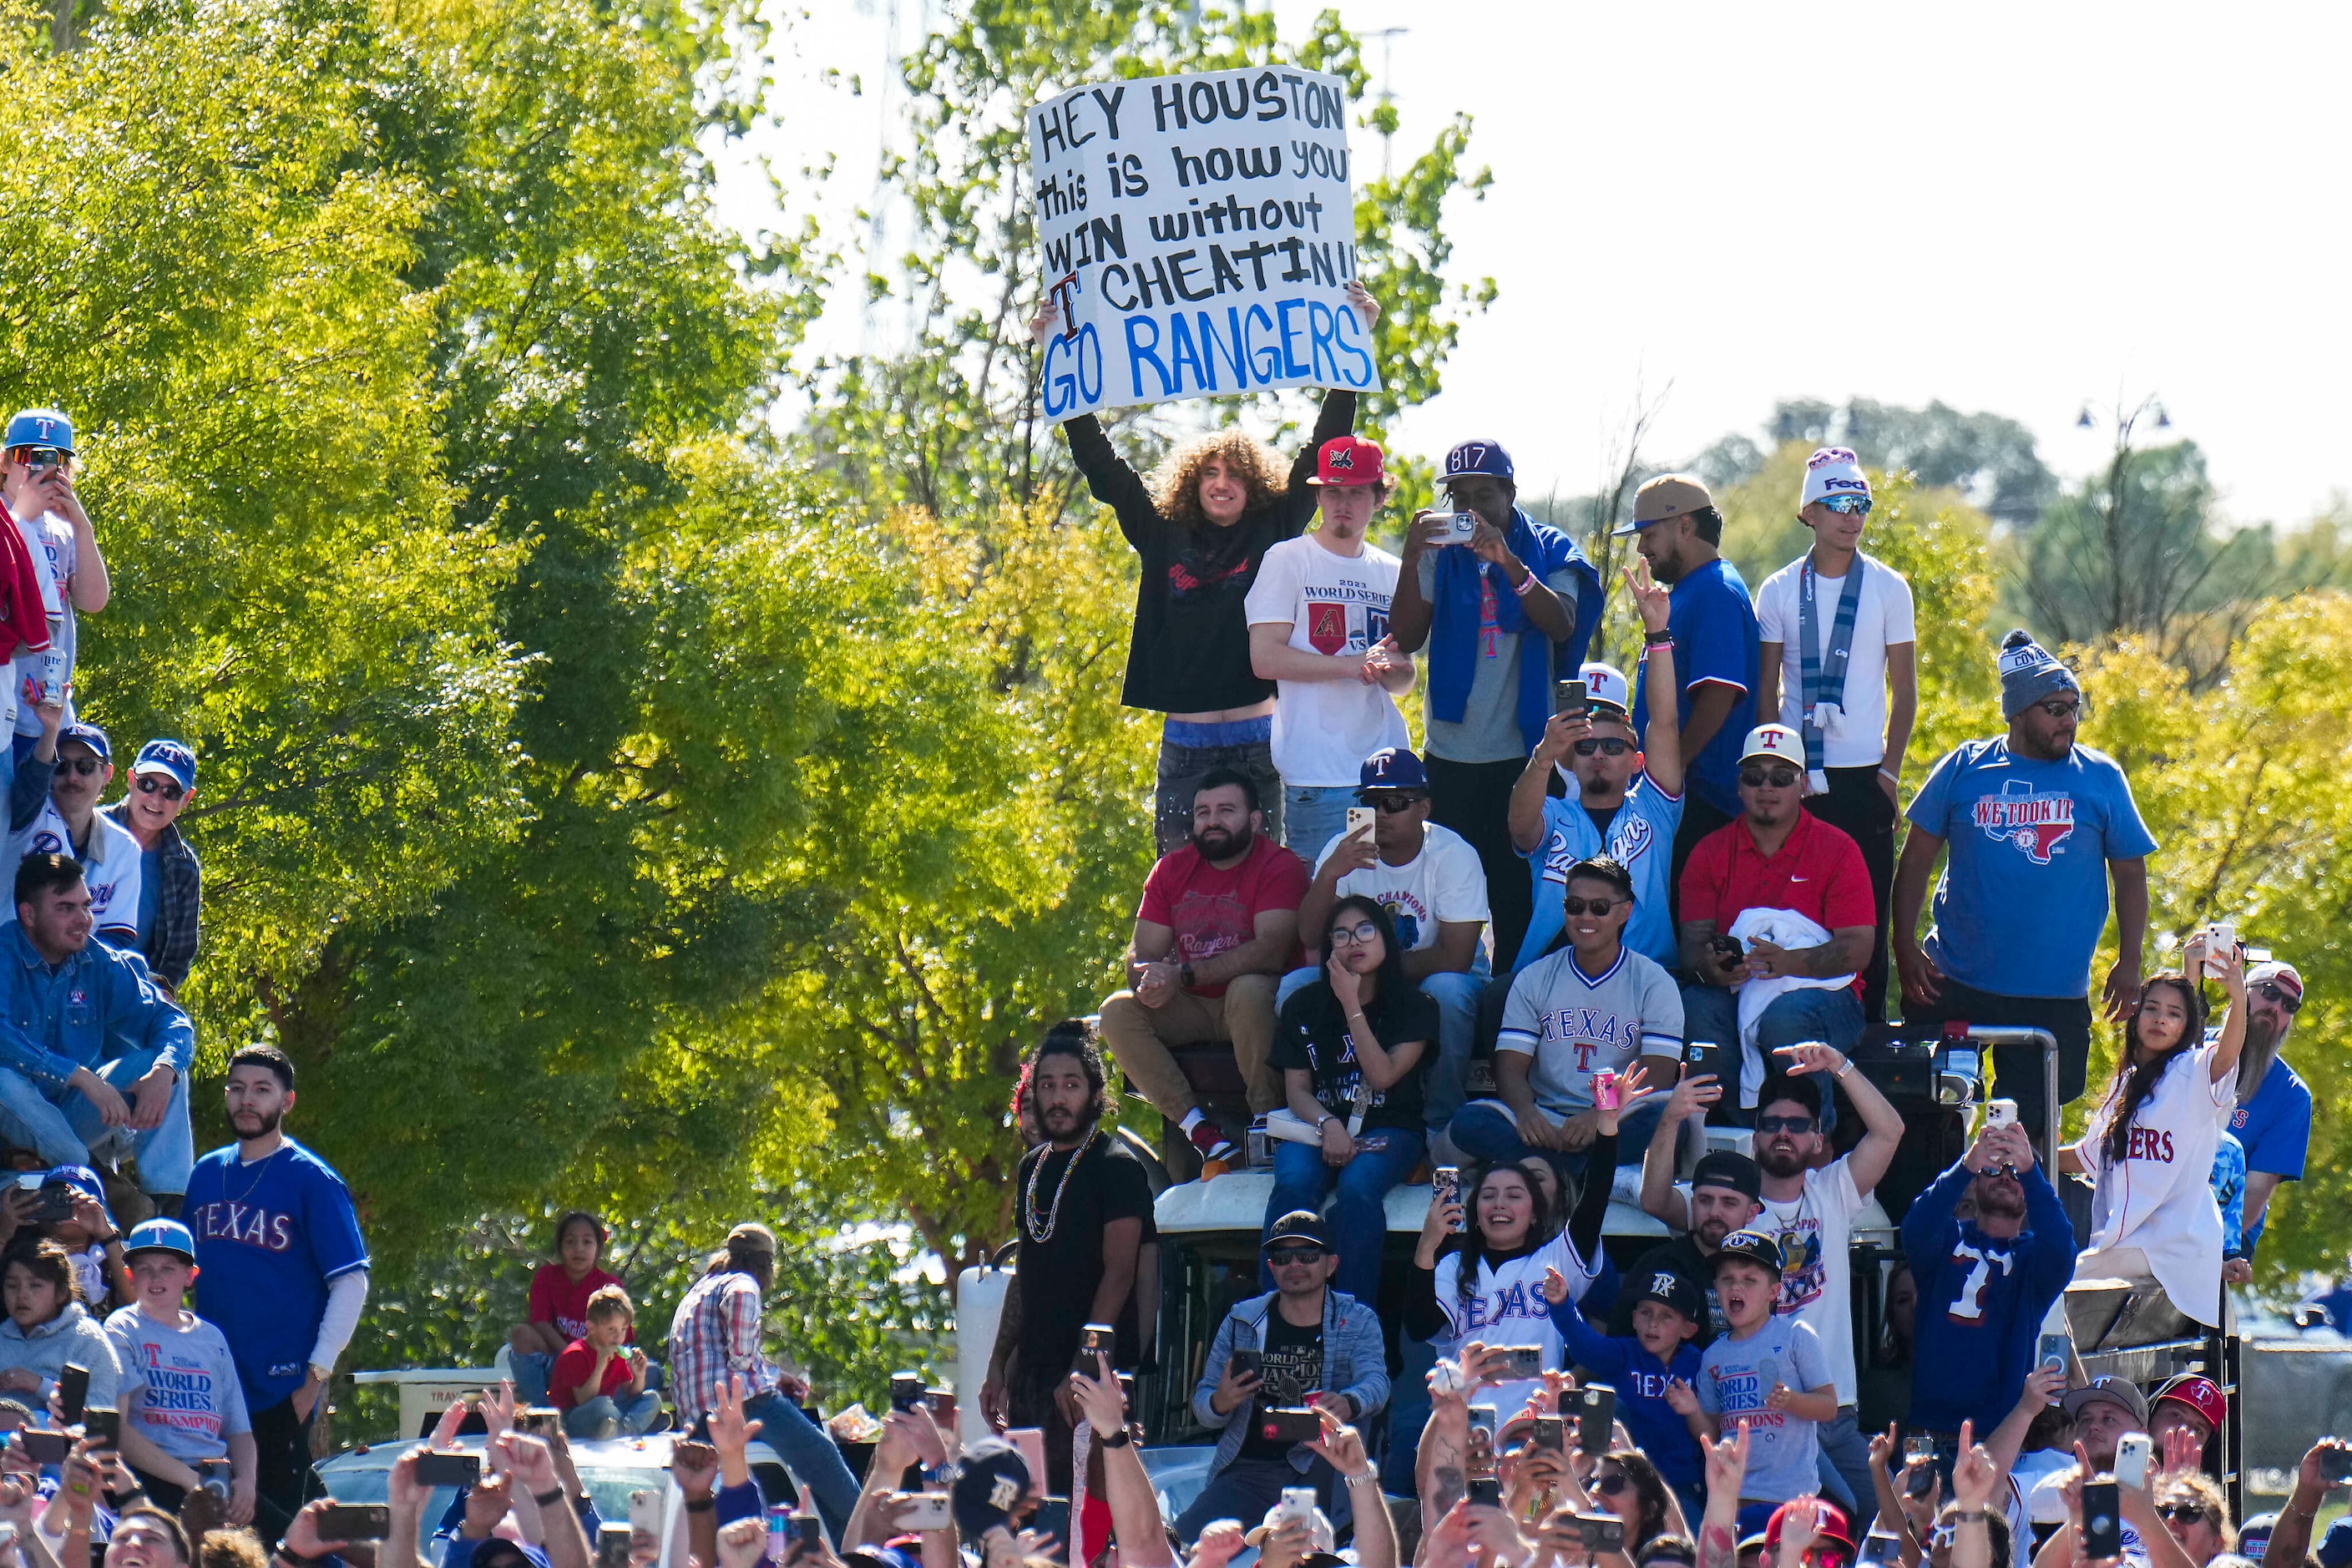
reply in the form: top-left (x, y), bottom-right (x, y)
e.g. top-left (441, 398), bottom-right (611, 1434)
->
top-left (1997, 628), bottom-right (2080, 719)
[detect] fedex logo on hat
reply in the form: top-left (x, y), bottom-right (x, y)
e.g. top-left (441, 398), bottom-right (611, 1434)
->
top-left (1822, 476), bottom-right (1868, 493)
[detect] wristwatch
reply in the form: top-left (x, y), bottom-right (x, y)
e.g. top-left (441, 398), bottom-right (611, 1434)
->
top-left (1100, 1428), bottom-right (1132, 1449)
top-left (1178, 962), bottom-right (1196, 990)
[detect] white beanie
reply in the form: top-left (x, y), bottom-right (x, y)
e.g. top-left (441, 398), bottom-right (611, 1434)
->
top-left (1800, 446), bottom-right (1871, 509)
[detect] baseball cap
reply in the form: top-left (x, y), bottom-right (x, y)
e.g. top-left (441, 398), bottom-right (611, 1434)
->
top-left (1308, 436), bottom-right (1387, 488)
top-left (2238, 1515), bottom-right (2277, 1563)
top-left (1630, 1267), bottom-right (1706, 1324)
top-left (1441, 439), bottom-right (1514, 483)
top-left (1738, 724), bottom-right (1804, 767)
top-left (2061, 1375), bottom-right (2150, 1426)
top-left (1357, 746), bottom-right (1429, 796)
top-left (470, 1544), bottom-right (551, 1568)
top-left (1262, 1211), bottom-right (1331, 1252)
top-left (43, 1164), bottom-right (104, 1210)
top-left (1616, 473), bottom-right (1714, 534)
top-left (951, 1439), bottom-right (1031, 1542)
top-left (2152, 1373), bottom-right (2226, 1434)
top-left (2248, 960), bottom-right (2304, 1006)
top-left (3, 410), bottom-right (72, 454)
top-left (1766, 1500), bottom-right (1854, 1558)
top-left (1799, 447), bottom-right (1871, 509)
top-left (1580, 662), bottom-right (1633, 716)
top-left (57, 723), bottom-right (109, 763)
top-left (1712, 1229), bottom-right (1783, 1277)
top-left (844, 1549), bottom-right (926, 1568)
top-left (131, 740), bottom-right (197, 793)
top-left (1692, 1151), bottom-right (1764, 1201)
top-left (2318, 1517), bottom-right (2352, 1568)
top-left (124, 1217), bottom-right (196, 1262)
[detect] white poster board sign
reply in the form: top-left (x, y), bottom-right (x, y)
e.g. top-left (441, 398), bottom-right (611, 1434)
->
top-left (1029, 67), bottom-right (1381, 422)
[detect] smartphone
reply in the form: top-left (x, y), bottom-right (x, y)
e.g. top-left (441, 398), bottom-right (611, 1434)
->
top-left (1554, 678), bottom-right (1588, 716)
top-left (1499, 1346), bottom-right (1544, 1380)
top-left (1984, 1099), bottom-right (2019, 1133)
top-left (926, 1388), bottom-right (957, 1425)
top-left (2206, 922), bottom-right (2237, 979)
top-left (56, 1364), bottom-right (88, 1428)
top-left (596, 1523), bottom-right (631, 1568)
top-left (1684, 1042), bottom-right (1722, 1080)
top-left (890, 1372), bottom-right (926, 1413)
top-left (1857, 1531), bottom-right (1904, 1568)
top-left (1710, 933), bottom-right (1743, 969)
top-left (1029, 1499), bottom-right (1071, 1565)
top-left (2320, 1447), bottom-right (2352, 1485)
top-left (1345, 807), bottom-right (1375, 840)
top-left (892, 1493), bottom-right (952, 1532)
top-left (517, 1407), bottom-right (563, 1439)
top-left (1007, 1428), bottom-right (1048, 1498)
top-left (1576, 1384), bottom-right (1616, 1453)
top-left (1904, 1433), bottom-right (1938, 1464)
top-left (2115, 1432), bottom-right (2153, 1490)
top-left (82, 1410), bottom-right (117, 1448)
top-left (626, 1489), bottom-right (662, 1537)
top-left (1593, 1070), bottom-right (1621, 1112)
top-left (2036, 1333), bottom-right (2071, 1383)
top-left (792, 1515), bottom-right (822, 1551)
top-left (1576, 1515), bottom-right (1627, 1551)
top-left (17, 1430), bottom-right (66, 1465)
top-left (1444, 511), bottom-right (1480, 544)
top-left (1531, 1416), bottom-right (1565, 1454)
top-left (1071, 1323), bottom-right (1115, 1376)
top-left (2082, 1482), bottom-right (2122, 1560)
top-left (1466, 1477), bottom-right (1502, 1507)
top-left (28, 1183), bottom-right (73, 1225)
top-left (315, 1505), bottom-right (392, 1541)
top-left (1433, 1167), bottom-right (1465, 1232)
top-left (1258, 1407), bottom-right (1323, 1444)
top-left (1230, 1348), bottom-right (1262, 1379)
top-left (415, 1451), bottom-right (483, 1488)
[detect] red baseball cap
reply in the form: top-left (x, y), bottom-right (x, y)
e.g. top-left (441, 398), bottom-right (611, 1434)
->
top-left (1307, 435), bottom-right (1387, 487)
top-left (1766, 1500), bottom-right (1855, 1563)
top-left (2152, 1373), bottom-right (2227, 1434)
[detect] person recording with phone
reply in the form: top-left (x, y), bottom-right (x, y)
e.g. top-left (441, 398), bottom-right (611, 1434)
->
top-left (0, 411), bottom-right (109, 766)
top-left (104, 1219), bottom-right (255, 1525)
top-left (1898, 1112), bottom-right (2074, 1459)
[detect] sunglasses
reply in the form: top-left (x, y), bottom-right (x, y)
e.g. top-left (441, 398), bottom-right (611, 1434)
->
top-left (1267, 1246), bottom-right (1325, 1266)
top-left (1592, 1473), bottom-right (1630, 1497)
top-left (4, 448), bottom-right (63, 472)
top-left (2029, 698), bottom-right (2083, 721)
top-left (54, 756), bottom-right (102, 777)
top-left (1739, 767), bottom-right (1800, 790)
top-left (1562, 896), bottom-right (1617, 917)
top-left (2157, 1505), bottom-right (2210, 1525)
top-left (1815, 495), bottom-right (1871, 516)
top-left (2255, 981), bottom-right (2301, 1013)
top-left (1362, 792), bottom-right (1426, 813)
top-left (1328, 922), bottom-right (1381, 947)
top-left (134, 776), bottom-right (184, 802)
top-left (1756, 1115), bottom-right (1815, 1136)
top-left (1572, 738), bottom-right (1631, 757)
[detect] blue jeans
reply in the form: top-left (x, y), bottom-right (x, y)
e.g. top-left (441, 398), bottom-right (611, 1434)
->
top-left (564, 1390), bottom-right (664, 1438)
top-left (1260, 1125), bottom-right (1425, 1301)
top-left (0, 1046), bottom-right (194, 1196)
top-left (1282, 786), bottom-right (1356, 860)
top-left (1275, 959), bottom-right (1486, 1138)
top-left (741, 1390), bottom-right (858, 1545)
top-left (510, 1351), bottom-right (552, 1405)
top-left (1445, 1096), bottom-right (1662, 1176)
top-left (1678, 983), bottom-right (1862, 1130)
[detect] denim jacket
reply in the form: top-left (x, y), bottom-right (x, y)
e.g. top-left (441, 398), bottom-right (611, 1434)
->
top-left (0, 923), bottom-right (194, 1091)
top-left (1191, 1289), bottom-right (1388, 1479)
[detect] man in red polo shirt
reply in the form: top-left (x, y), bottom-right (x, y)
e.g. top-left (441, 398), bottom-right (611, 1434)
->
top-left (1677, 724), bottom-right (1874, 1119)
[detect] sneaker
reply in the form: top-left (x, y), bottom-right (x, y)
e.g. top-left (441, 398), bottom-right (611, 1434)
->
top-left (1188, 1119), bottom-right (1238, 1176)
top-left (644, 1409), bottom-right (674, 1435)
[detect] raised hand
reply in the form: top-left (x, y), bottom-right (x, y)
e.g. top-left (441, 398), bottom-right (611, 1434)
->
top-left (1621, 559), bottom-right (1671, 634)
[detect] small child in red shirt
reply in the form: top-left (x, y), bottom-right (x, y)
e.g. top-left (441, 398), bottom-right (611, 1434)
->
top-left (553, 1285), bottom-right (663, 1438)
top-left (506, 1211), bottom-right (624, 1405)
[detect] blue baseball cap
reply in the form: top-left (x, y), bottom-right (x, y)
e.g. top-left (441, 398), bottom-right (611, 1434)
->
top-left (2317, 1517), bottom-right (2352, 1568)
top-left (123, 1217), bottom-right (195, 1262)
top-left (1356, 746), bottom-right (1429, 795)
top-left (1441, 439), bottom-right (1514, 484)
top-left (131, 740), bottom-right (196, 792)
top-left (57, 723), bottom-right (108, 763)
top-left (3, 410), bottom-right (71, 454)
top-left (43, 1165), bottom-right (105, 1211)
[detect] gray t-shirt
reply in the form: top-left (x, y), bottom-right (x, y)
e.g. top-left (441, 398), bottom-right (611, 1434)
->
top-left (1415, 552), bottom-right (1578, 764)
top-left (106, 1307), bottom-right (250, 1463)
top-left (1696, 1315), bottom-right (1834, 1502)
top-left (1495, 946), bottom-right (1683, 1116)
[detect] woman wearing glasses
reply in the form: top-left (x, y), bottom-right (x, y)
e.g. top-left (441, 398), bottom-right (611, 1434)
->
top-left (1259, 895), bottom-right (1434, 1303)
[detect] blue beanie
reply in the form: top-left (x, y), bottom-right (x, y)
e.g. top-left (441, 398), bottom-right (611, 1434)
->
top-left (1997, 629), bottom-right (2080, 720)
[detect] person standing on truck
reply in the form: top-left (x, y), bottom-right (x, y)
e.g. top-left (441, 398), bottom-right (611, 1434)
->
top-left (1031, 285), bottom-right (1381, 857)
top-left (981, 1022), bottom-right (1153, 1499)
top-left (2231, 958), bottom-right (2311, 1263)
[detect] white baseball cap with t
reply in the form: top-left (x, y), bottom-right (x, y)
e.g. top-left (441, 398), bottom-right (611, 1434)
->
top-left (1739, 724), bottom-right (1804, 767)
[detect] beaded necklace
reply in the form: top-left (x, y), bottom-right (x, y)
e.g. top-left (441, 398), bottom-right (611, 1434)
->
top-left (1023, 1132), bottom-right (1100, 1244)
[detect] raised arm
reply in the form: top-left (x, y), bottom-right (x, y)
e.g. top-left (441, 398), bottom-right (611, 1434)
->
top-left (1511, 712), bottom-right (1583, 854)
top-left (1776, 1042), bottom-right (1904, 1199)
top-left (1626, 562), bottom-right (1686, 797)
top-left (1641, 1073), bottom-right (1714, 1231)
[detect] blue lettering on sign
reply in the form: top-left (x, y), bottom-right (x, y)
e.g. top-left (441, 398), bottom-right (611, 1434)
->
top-left (1041, 324), bottom-right (1104, 417)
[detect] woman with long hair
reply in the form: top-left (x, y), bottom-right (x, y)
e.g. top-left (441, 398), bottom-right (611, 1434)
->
top-left (2060, 931), bottom-right (2246, 1326)
top-left (1260, 895), bottom-right (1434, 1303)
top-left (1029, 287), bottom-right (1381, 856)
top-left (1592, 1447), bottom-right (1686, 1555)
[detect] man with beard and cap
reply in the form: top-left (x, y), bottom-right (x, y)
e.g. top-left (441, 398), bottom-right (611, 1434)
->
top-left (981, 1023), bottom-right (1153, 1500)
top-left (1897, 1115), bottom-right (2074, 1454)
top-left (183, 1044), bottom-right (367, 1540)
top-left (2229, 959), bottom-right (2310, 1262)
top-left (1098, 768), bottom-right (1308, 1171)
top-left (1629, 1126), bottom-right (1765, 1347)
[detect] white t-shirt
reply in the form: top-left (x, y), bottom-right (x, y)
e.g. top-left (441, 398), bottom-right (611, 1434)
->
top-left (1312, 821), bottom-right (1489, 954)
top-left (1755, 553), bottom-right (1914, 769)
top-left (2078, 1041), bottom-right (2233, 1325)
top-left (1245, 534), bottom-right (1409, 787)
top-left (1758, 1157), bottom-right (1869, 1405)
top-left (1430, 1231), bottom-right (1601, 1420)
top-left (4, 802), bottom-right (140, 939)
top-left (10, 511), bottom-right (76, 739)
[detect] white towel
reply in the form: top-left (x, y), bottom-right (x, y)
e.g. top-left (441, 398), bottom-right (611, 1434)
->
top-left (1727, 906), bottom-right (1858, 1107)
top-left (1803, 701), bottom-right (1849, 796)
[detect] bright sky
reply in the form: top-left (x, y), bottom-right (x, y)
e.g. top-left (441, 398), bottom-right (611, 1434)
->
top-left (731, 3), bottom-right (2352, 527)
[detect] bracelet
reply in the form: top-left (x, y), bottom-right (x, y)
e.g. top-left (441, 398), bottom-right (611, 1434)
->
top-left (1643, 631), bottom-right (1675, 648)
top-left (534, 1487), bottom-right (565, 1508)
top-left (1955, 1511), bottom-right (1988, 1524)
top-left (684, 1496), bottom-right (717, 1514)
top-left (1878, 766), bottom-right (1900, 783)
top-left (1100, 1428), bottom-right (1132, 1449)
top-left (1834, 1061), bottom-right (1854, 1078)
top-left (1512, 570), bottom-right (1541, 597)
top-left (1344, 1469), bottom-right (1379, 1486)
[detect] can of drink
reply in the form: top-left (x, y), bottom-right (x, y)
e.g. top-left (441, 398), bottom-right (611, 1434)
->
top-left (1432, 1166), bottom-right (1464, 1230)
top-left (37, 616), bottom-right (63, 706)
top-left (1592, 1070), bottom-right (1621, 1111)
top-left (766, 1503), bottom-right (793, 1565)
top-left (1246, 1115), bottom-right (1269, 1167)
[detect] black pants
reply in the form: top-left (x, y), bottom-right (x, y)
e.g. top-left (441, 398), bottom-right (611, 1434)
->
top-left (1427, 754), bottom-right (1533, 969)
top-left (250, 1393), bottom-right (321, 1545)
top-left (1909, 980), bottom-right (2092, 1144)
top-left (1805, 766), bottom-right (1899, 1022)
top-left (1667, 792), bottom-right (1736, 928)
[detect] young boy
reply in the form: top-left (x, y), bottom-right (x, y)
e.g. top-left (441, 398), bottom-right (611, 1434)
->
top-left (551, 1284), bottom-right (663, 1438)
top-left (104, 1217), bottom-right (254, 1521)
top-left (1670, 1230), bottom-right (1836, 1534)
top-left (1544, 1260), bottom-right (1707, 1520)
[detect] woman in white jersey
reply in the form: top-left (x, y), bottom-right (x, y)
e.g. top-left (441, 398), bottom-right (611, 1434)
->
top-left (2061, 932), bottom-right (2244, 1327)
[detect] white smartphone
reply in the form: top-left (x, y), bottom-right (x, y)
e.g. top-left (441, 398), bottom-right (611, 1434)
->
top-left (626, 1489), bottom-right (663, 1539)
top-left (892, 1494), bottom-right (952, 1532)
top-left (2205, 922), bottom-right (2236, 978)
top-left (2115, 1432), bottom-right (2153, 1490)
top-left (1444, 511), bottom-right (1480, 544)
top-left (1984, 1099), bottom-right (2019, 1132)
top-left (1345, 807), bottom-right (1374, 838)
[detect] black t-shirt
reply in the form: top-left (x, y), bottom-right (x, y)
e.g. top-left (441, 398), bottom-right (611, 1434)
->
top-left (1584, 803), bottom-right (1620, 839)
top-left (1063, 392), bottom-right (1356, 715)
top-left (1013, 1133), bottom-right (1155, 1383)
top-left (1271, 978), bottom-right (1440, 1134)
top-left (1607, 1232), bottom-right (1722, 1348)
top-left (1237, 1306), bottom-right (1324, 1462)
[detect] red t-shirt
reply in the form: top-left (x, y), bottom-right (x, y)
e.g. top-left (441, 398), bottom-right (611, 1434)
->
top-left (1679, 809), bottom-right (1874, 988)
top-left (550, 1339), bottom-right (635, 1410)
top-left (1136, 833), bottom-right (1308, 998)
top-left (529, 1264), bottom-right (628, 1343)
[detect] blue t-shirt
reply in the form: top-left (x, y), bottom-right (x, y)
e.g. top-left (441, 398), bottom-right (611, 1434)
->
top-left (1516, 772), bottom-right (1684, 970)
top-left (134, 847), bottom-right (159, 944)
top-left (1545, 1285), bottom-right (1704, 1486)
top-left (2211, 1131), bottom-right (2246, 1258)
top-left (2233, 1054), bottom-right (2311, 1254)
top-left (1906, 739), bottom-right (2157, 999)
top-left (185, 1138), bottom-right (369, 1409)
top-left (1632, 559), bottom-right (1758, 817)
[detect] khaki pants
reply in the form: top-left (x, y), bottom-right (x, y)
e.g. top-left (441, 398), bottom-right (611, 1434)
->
top-left (1098, 973), bottom-right (1282, 1120)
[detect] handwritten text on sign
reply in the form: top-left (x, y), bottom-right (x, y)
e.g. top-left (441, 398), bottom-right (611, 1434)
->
top-left (1029, 68), bottom-right (1380, 422)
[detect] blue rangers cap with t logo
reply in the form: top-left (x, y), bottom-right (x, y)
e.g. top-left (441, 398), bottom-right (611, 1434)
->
top-left (3, 410), bottom-right (72, 453)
